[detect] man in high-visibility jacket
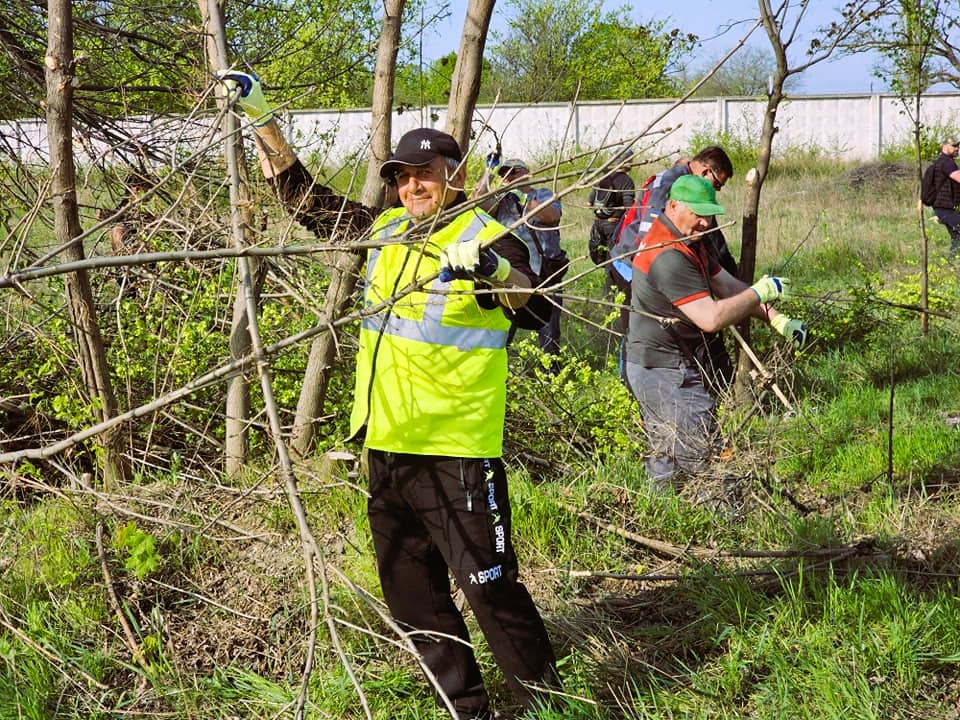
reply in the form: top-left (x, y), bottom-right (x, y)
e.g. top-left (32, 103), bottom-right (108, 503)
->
top-left (217, 71), bottom-right (559, 720)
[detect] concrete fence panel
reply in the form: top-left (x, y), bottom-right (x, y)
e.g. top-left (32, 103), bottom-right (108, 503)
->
top-left (2, 93), bottom-right (958, 167)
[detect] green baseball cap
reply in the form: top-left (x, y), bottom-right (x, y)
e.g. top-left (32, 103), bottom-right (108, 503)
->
top-left (669, 174), bottom-right (726, 216)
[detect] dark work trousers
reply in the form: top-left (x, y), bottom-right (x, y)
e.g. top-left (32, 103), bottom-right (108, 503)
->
top-left (625, 360), bottom-right (720, 491)
top-left (934, 207), bottom-right (960, 257)
top-left (588, 217), bottom-right (619, 265)
top-left (366, 450), bottom-right (559, 719)
top-left (536, 292), bottom-right (562, 357)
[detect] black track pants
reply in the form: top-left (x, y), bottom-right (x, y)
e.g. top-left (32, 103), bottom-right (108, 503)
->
top-left (366, 450), bottom-right (559, 718)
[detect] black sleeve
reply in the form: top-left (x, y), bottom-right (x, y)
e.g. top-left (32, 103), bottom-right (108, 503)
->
top-left (614, 173), bottom-right (635, 213)
top-left (492, 233), bottom-right (554, 325)
top-left (269, 160), bottom-right (377, 243)
top-left (491, 233), bottom-right (536, 282)
top-left (706, 227), bottom-right (738, 277)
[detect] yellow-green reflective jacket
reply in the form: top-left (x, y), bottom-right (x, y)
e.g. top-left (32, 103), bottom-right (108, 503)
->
top-left (350, 205), bottom-right (513, 457)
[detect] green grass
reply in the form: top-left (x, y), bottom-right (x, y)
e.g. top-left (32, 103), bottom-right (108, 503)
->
top-left (3, 149), bottom-right (960, 719)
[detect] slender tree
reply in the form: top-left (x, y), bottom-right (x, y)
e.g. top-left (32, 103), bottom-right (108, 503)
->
top-left (289, 0), bottom-right (404, 457)
top-left (44, 0), bottom-right (131, 485)
top-left (862, 0), bottom-right (944, 332)
top-left (446, 0), bottom-right (495, 150)
top-left (734, 0), bottom-right (880, 389)
top-left (198, 0), bottom-right (264, 473)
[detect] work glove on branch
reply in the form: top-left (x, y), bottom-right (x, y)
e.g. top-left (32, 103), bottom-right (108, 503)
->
top-left (214, 69), bottom-right (296, 178)
top-left (772, 314), bottom-right (808, 349)
top-left (439, 238), bottom-right (512, 283)
top-left (215, 70), bottom-right (274, 126)
top-left (750, 275), bottom-right (791, 304)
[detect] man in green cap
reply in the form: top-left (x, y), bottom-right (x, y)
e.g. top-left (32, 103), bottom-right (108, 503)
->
top-left (624, 174), bottom-right (808, 500)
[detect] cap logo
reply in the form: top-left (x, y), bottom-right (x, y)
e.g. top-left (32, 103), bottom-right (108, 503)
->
top-left (420, 140), bottom-right (431, 150)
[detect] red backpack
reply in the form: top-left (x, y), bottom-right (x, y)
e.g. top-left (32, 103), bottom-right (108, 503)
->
top-left (612, 173), bottom-right (656, 247)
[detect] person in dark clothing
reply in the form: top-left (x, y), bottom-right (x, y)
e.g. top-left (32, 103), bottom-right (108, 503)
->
top-left (588, 148), bottom-right (635, 270)
top-left (216, 70), bottom-right (560, 720)
top-left (476, 157), bottom-right (567, 357)
top-left (930, 138), bottom-right (960, 259)
top-left (625, 175), bottom-right (808, 497)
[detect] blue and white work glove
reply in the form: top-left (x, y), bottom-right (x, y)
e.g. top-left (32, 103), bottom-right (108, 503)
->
top-left (750, 275), bottom-right (791, 304)
top-left (439, 238), bottom-right (512, 283)
top-left (215, 69), bottom-right (274, 126)
top-left (771, 315), bottom-right (808, 349)
top-left (485, 151), bottom-right (501, 170)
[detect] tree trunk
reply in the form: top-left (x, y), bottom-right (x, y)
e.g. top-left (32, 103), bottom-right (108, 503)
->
top-left (445, 0), bottom-right (495, 150)
top-left (45, 0), bottom-right (131, 485)
top-left (199, 0), bottom-right (262, 474)
top-left (734, 1), bottom-right (785, 397)
top-left (289, 0), bottom-right (402, 458)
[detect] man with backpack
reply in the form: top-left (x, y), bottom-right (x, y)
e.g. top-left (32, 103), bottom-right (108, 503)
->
top-left (925, 138), bottom-right (960, 259)
top-left (476, 155), bottom-right (568, 358)
top-left (611, 146), bottom-right (738, 284)
top-left (608, 147), bottom-right (738, 386)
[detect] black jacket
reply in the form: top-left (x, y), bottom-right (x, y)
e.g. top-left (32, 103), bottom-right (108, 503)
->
top-left (933, 153), bottom-right (960, 210)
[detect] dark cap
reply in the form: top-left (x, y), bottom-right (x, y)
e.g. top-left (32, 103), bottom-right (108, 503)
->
top-left (497, 158), bottom-right (529, 177)
top-left (379, 128), bottom-right (463, 179)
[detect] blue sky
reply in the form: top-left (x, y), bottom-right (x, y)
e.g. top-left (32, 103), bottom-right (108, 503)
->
top-left (419, 0), bottom-right (887, 94)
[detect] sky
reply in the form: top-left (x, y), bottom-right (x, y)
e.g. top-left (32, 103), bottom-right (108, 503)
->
top-left (418, 0), bottom-right (888, 95)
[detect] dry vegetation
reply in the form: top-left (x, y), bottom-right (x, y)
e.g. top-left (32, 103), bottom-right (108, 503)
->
top-left (3, 152), bottom-right (960, 717)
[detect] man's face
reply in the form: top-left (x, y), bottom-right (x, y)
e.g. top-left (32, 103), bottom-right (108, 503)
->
top-left (667, 200), bottom-right (714, 237)
top-left (947, 143), bottom-right (960, 158)
top-left (395, 156), bottom-right (462, 220)
top-left (502, 166), bottom-right (531, 191)
top-left (700, 166), bottom-right (728, 191)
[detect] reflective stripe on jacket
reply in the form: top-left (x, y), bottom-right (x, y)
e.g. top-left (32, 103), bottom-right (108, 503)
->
top-left (350, 205), bottom-right (513, 457)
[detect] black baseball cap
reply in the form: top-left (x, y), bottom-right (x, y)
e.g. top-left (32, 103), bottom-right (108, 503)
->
top-left (379, 128), bottom-right (463, 179)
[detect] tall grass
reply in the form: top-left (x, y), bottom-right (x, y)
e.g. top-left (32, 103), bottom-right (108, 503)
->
top-left (3, 147), bottom-right (960, 719)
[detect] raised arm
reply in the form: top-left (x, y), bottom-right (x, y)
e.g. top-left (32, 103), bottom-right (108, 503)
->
top-left (216, 70), bottom-right (376, 240)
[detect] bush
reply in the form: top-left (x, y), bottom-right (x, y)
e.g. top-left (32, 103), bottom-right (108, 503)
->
top-left (504, 337), bottom-right (643, 474)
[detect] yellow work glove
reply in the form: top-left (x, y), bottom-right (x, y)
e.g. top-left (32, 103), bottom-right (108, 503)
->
top-left (750, 275), bottom-right (791, 303)
top-left (439, 238), bottom-right (511, 283)
top-left (215, 69), bottom-right (274, 126)
top-left (771, 314), bottom-right (808, 349)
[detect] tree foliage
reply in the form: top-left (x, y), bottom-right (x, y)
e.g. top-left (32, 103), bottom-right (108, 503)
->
top-left (0, 0), bottom-right (381, 121)
top-left (227, 0), bottom-right (381, 109)
top-left (394, 51), bottom-right (462, 106)
top-left (568, 18), bottom-right (694, 100)
top-left (837, 0), bottom-right (958, 93)
top-left (686, 45), bottom-right (801, 97)
top-left (1, 0), bottom-right (206, 120)
top-left (482, 0), bottom-right (694, 102)
top-left (874, 0), bottom-right (942, 96)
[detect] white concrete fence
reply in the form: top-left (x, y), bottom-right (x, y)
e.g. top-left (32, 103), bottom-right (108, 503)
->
top-left (3, 93), bottom-right (959, 167)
